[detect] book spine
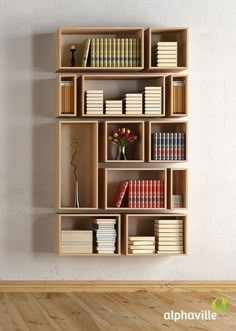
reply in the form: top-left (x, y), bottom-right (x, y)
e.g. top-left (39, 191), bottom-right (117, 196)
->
top-left (144, 180), bottom-right (149, 208)
top-left (108, 38), bottom-right (112, 67)
top-left (165, 132), bottom-right (169, 161)
top-left (158, 133), bottom-right (162, 160)
top-left (152, 180), bottom-right (157, 208)
top-left (124, 38), bottom-right (129, 67)
top-left (112, 38), bottom-right (116, 67)
top-left (169, 133), bottom-right (173, 161)
top-left (136, 180), bottom-right (140, 208)
top-left (148, 180), bottom-right (152, 208)
top-left (136, 38), bottom-right (140, 66)
top-left (161, 133), bottom-right (165, 160)
top-left (177, 132), bottom-right (182, 160)
top-left (132, 38), bottom-right (137, 67)
top-left (128, 38), bottom-right (132, 67)
top-left (152, 133), bottom-right (158, 160)
top-left (156, 180), bottom-right (160, 208)
top-left (91, 39), bottom-right (95, 67)
top-left (95, 38), bottom-right (99, 67)
top-left (140, 180), bottom-right (145, 208)
top-left (120, 38), bottom-right (125, 67)
top-left (112, 181), bottom-right (129, 208)
top-left (174, 133), bottom-right (178, 160)
top-left (103, 38), bottom-right (108, 67)
top-left (133, 180), bottom-right (137, 208)
top-left (116, 38), bottom-right (120, 67)
top-left (128, 180), bottom-right (133, 208)
top-left (160, 181), bottom-right (164, 208)
top-left (181, 132), bottom-right (185, 160)
top-left (99, 38), bottom-right (103, 67)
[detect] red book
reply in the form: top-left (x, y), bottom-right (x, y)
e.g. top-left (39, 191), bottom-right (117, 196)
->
top-left (144, 180), bottom-right (149, 208)
top-left (112, 180), bottom-right (129, 208)
top-left (148, 180), bottom-right (153, 208)
top-left (136, 180), bottom-right (140, 208)
top-left (133, 180), bottom-right (137, 208)
top-left (140, 180), bottom-right (145, 208)
top-left (152, 180), bottom-right (157, 208)
top-left (128, 180), bottom-right (133, 208)
top-left (156, 180), bottom-right (160, 208)
top-left (160, 181), bottom-right (164, 208)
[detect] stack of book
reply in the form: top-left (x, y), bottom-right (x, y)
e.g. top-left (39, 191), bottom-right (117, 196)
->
top-left (152, 41), bottom-right (178, 67)
top-left (173, 80), bottom-right (185, 114)
top-left (128, 236), bottom-right (155, 254)
top-left (143, 86), bottom-right (162, 115)
top-left (60, 80), bottom-right (74, 114)
top-left (124, 93), bottom-right (143, 115)
top-left (154, 219), bottom-right (184, 254)
top-left (61, 230), bottom-right (93, 254)
top-left (105, 100), bottom-right (123, 115)
top-left (93, 218), bottom-right (117, 254)
top-left (112, 180), bottom-right (165, 208)
top-left (152, 132), bottom-right (185, 160)
top-left (85, 90), bottom-right (104, 115)
top-left (172, 195), bottom-right (183, 208)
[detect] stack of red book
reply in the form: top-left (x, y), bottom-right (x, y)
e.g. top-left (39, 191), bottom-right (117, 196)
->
top-left (112, 180), bottom-right (164, 208)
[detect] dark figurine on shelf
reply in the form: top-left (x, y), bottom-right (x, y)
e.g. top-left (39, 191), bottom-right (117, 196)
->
top-left (70, 45), bottom-right (76, 67)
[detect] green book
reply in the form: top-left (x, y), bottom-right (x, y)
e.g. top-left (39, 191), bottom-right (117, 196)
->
top-left (132, 38), bottom-right (137, 67)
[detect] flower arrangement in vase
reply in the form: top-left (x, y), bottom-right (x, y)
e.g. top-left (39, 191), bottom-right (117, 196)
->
top-left (108, 127), bottom-right (138, 160)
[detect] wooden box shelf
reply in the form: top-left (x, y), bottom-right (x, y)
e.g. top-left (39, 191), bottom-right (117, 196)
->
top-left (166, 75), bottom-right (188, 117)
top-left (79, 74), bottom-right (165, 117)
top-left (147, 120), bottom-right (188, 162)
top-left (55, 27), bottom-right (144, 72)
top-left (55, 75), bottom-right (77, 117)
top-left (56, 121), bottom-right (98, 210)
top-left (100, 121), bottom-right (145, 162)
top-left (168, 168), bottom-right (188, 209)
top-left (55, 214), bottom-right (121, 256)
top-left (122, 214), bottom-right (187, 256)
top-left (145, 27), bottom-right (188, 72)
top-left (100, 168), bottom-right (167, 210)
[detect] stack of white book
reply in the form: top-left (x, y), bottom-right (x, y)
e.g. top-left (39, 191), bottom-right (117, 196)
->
top-left (105, 100), bottom-right (123, 115)
top-left (128, 236), bottom-right (155, 254)
top-left (86, 90), bottom-right (104, 115)
top-left (93, 218), bottom-right (117, 254)
top-left (154, 219), bottom-right (184, 254)
top-left (61, 230), bottom-right (93, 254)
top-left (143, 86), bottom-right (162, 115)
top-left (124, 93), bottom-right (143, 115)
top-left (152, 42), bottom-right (178, 67)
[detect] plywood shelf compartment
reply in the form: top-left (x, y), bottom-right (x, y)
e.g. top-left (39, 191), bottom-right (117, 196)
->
top-left (79, 74), bottom-right (165, 117)
top-left (166, 75), bottom-right (188, 117)
top-left (168, 168), bottom-right (188, 209)
top-left (56, 121), bottom-right (98, 210)
top-left (147, 120), bottom-right (188, 162)
top-left (145, 27), bottom-right (188, 72)
top-left (55, 214), bottom-right (121, 256)
top-left (100, 168), bottom-right (167, 210)
top-left (100, 121), bottom-right (145, 163)
top-left (55, 75), bottom-right (77, 117)
top-left (55, 27), bottom-right (144, 72)
top-left (122, 214), bottom-right (187, 256)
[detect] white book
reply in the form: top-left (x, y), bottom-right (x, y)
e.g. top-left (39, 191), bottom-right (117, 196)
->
top-left (129, 249), bottom-right (155, 254)
top-left (128, 241), bottom-right (155, 245)
top-left (128, 236), bottom-right (155, 241)
top-left (157, 41), bottom-right (178, 46)
top-left (155, 220), bottom-right (183, 224)
top-left (157, 63), bottom-right (178, 67)
top-left (158, 54), bottom-right (178, 59)
top-left (86, 90), bottom-right (104, 94)
top-left (129, 245), bottom-right (155, 250)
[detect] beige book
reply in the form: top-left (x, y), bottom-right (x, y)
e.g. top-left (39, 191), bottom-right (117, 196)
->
top-left (61, 244), bottom-right (93, 254)
top-left (129, 249), bottom-right (155, 254)
top-left (128, 241), bottom-right (155, 245)
top-left (124, 38), bottom-right (129, 67)
top-left (129, 245), bottom-right (155, 250)
top-left (120, 38), bottom-right (125, 67)
top-left (132, 38), bottom-right (137, 67)
top-left (136, 38), bottom-right (140, 66)
top-left (128, 236), bottom-right (155, 241)
top-left (112, 38), bottom-right (116, 67)
top-left (99, 38), bottom-right (103, 67)
top-left (158, 245), bottom-right (184, 251)
top-left (128, 38), bottom-right (132, 67)
top-left (61, 230), bottom-right (92, 242)
top-left (91, 38), bottom-right (95, 67)
top-left (103, 38), bottom-right (108, 67)
top-left (116, 38), bottom-right (120, 67)
top-left (108, 38), bottom-right (112, 67)
top-left (95, 38), bottom-right (99, 67)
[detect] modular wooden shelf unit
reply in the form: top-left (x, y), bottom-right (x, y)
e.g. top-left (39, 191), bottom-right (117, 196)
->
top-left (54, 26), bottom-right (189, 256)
top-left (55, 27), bottom-right (144, 72)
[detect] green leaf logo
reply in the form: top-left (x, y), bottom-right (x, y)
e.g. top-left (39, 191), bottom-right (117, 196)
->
top-left (211, 297), bottom-right (228, 312)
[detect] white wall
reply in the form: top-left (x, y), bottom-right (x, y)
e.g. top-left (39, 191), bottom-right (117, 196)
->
top-left (0, 0), bottom-right (236, 280)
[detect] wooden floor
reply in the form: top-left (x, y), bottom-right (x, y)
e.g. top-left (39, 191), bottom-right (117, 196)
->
top-left (0, 292), bottom-right (235, 330)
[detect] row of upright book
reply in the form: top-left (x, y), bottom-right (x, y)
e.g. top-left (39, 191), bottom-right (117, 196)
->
top-left (152, 132), bottom-right (185, 160)
top-left (113, 180), bottom-right (165, 208)
top-left (85, 87), bottom-right (162, 115)
top-left (152, 41), bottom-right (178, 67)
top-left (81, 38), bottom-right (141, 67)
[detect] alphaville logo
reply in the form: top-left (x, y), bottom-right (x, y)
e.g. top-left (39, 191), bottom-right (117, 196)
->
top-left (211, 297), bottom-right (228, 312)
